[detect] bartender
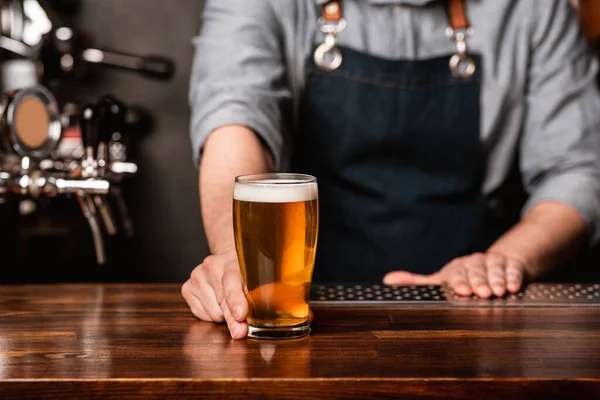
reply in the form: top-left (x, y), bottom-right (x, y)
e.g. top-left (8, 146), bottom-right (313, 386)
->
top-left (182, 0), bottom-right (600, 339)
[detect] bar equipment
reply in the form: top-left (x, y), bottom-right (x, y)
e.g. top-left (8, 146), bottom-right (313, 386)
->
top-left (0, 0), bottom-right (174, 87)
top-left (310, 283), bottom-right (600, 307)
top-left (0, 86), bottom-right (137, 264)
top-left (0, 0), bottom-right (173, 270)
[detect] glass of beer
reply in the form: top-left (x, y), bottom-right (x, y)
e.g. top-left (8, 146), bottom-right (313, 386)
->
top-left (233, 173), bottom-right (319, 340)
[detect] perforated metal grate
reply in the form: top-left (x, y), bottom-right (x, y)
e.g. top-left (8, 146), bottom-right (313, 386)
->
top-left (310, 283), bottom-right (600, 307)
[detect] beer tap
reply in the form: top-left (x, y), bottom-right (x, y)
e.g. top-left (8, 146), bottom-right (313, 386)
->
top-left (97, 101), bottom-right (111, 176)
top-left (0, 91), bottom-right (138, 265)
top-left (88, 99), bottom-right (122, 237)
top-left (99, 95), bottom-right (128, 162)
top-left (78, 103), bottom-right (109, 264)
top-left (0, 162), bottom-right (110, 197)
top-left (99, 95), bottom-right (135, 238)
top-left (0, 1), bottom-right (150, 267)
top-left (0, 86), bottom-right (111, 200)
top-left (80, 104), bottom-right (99, 178)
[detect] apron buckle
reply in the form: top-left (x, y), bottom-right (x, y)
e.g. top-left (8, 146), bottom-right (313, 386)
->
top-left (314, 30), bottom-right (344, 72)
top-left (318, 16), bottom-right (347, 35)
top-left (314, 2), bottom-right (346, 72)
top-left (446, 27), bottom-right (476, 79)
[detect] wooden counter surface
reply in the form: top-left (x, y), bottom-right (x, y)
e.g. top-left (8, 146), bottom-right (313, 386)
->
top-left (0, 284), bottom-right (599, 399)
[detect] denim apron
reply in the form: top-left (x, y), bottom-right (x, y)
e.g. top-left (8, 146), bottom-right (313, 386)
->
top-left (294, 0), bottom-right (509, 282)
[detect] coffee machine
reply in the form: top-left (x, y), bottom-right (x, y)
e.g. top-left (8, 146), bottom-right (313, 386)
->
top-left (0, 0), bottom-right (174, 278)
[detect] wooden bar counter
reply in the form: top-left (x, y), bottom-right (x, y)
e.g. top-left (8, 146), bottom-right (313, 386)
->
top-left (0, 284), bottom-right (599, 399)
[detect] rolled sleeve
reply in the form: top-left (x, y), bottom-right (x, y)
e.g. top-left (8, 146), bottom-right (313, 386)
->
top-left (521, 0), bottom-right (600, 244)
top-left (189, 0), bottom-right (291, 169)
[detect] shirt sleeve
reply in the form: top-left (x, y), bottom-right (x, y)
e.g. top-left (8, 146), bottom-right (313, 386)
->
top-left (521, 0), bottom-right (600, 245)
top-left (188, 0), bottom-right (291, 169)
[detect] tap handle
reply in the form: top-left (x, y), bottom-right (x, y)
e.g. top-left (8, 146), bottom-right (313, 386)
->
top-left (98, 95), bottom-right (126, 144)
top-left (53, 178), bottom-right (110, 195)
top-left (79, 103), bottom-right (100, 154)
top-left (81, 48), bottom-right (175, 81)
top-left (94, 195), bottom-right (118, 236)
top-left (76, 193), bottom-right (107, 265)
top-left (112, 186), bottom-right (134, 238)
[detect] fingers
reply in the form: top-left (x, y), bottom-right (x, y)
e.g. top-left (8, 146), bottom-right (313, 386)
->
top-left (190, 263), bottom-right (225, 322)
top-left (443, 252), bottom-right (526, 299)
top-left (463, 254), bottom-right (492, 298)
top-left (222, 260), bottom-right (248, 322)
top-left (181, 281), bottom-right (212, 321)
top-left (222, 297), bottom-right (249, 339)
top-left (182, 254), bottom-right (250, 340)
top-left (182, 255), bottom-right (237, 323)
top-left (485, 254), bottom-right (506, 297)
top-left (383, 271), bottom-right (442, 285)
top-left (505, 258), bottom-right (524, 293)
top-left (204, 256), bottom-right (226, 311)
top-left (383, 251), bottom-right (527, 300)
top-left (443, 260), bottom-right (471, 296)
top-left (221, 260), bottom-right (250, 339)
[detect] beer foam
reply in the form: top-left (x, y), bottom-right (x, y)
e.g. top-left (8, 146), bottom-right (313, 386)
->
top-left (234, 181), bottom-right (318, 203)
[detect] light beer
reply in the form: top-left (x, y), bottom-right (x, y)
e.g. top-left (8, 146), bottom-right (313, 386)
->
top-left (233, 174), bottom-right (318, 339)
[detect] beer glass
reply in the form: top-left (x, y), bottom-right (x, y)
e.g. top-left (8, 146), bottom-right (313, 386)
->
top-left (233, 173), bottom-right (319, 339)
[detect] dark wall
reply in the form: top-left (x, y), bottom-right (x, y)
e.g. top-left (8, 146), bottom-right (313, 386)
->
top-left (68, 0), bottom-right (208, 282)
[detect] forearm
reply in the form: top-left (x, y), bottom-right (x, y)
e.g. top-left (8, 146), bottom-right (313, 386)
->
top-left (199, 124), bottom-right (274, 254)
top-left (488, 201), bottom-right (589, 280)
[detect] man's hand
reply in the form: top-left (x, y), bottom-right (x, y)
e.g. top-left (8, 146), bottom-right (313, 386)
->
top-left (383, 252), bottom-right (527, 298)
top-left (184, 124), bottom-right (274, 340)
top-left (383, 202), bottom-right (588, 297)
top-left (181, 250), bottom-right (249, 339)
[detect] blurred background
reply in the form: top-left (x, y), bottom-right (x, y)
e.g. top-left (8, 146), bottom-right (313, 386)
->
top-left (1, 0), bottom-right (599, 284)
top-left (1, 0), bottom-right (207, 283)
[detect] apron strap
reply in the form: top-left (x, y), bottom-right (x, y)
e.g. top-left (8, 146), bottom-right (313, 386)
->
top-left (314, 0), bottom-right (475, 78)
top-left (319, 0), bottom-right (469, 29)
top-left (322, 0), bottom-right (342, 22)
top-left (314, 1), bottom-right (346, 71)
top-left (447, 0), bottom-right (470, 31)
top-left (444, 0), bottom-right (476, 79)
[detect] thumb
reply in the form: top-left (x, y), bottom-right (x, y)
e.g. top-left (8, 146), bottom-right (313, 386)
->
top-left (383, 270), bottom-right (442, 285)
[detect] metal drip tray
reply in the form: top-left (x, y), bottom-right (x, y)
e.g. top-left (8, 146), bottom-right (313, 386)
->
top-left (310, 283), bottom-right (600, 307)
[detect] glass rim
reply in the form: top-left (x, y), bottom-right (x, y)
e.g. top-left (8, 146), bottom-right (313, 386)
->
top-left (234, 173), bottom-right (316, 185)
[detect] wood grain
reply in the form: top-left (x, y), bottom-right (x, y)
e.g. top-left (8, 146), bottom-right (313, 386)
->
top-left (0, 284), bottom-right (599, 399)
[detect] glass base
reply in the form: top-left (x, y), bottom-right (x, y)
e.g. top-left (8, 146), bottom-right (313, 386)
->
top-left (247, 320), bottom-right (310, 340)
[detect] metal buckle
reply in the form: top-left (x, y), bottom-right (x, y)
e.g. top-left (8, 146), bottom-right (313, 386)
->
top-left (446, 27), bottom-right (476, 79)
top-left (314, 17), bottom-right (346, 71)
top-left (318, 16), bottom-right (347, 35)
